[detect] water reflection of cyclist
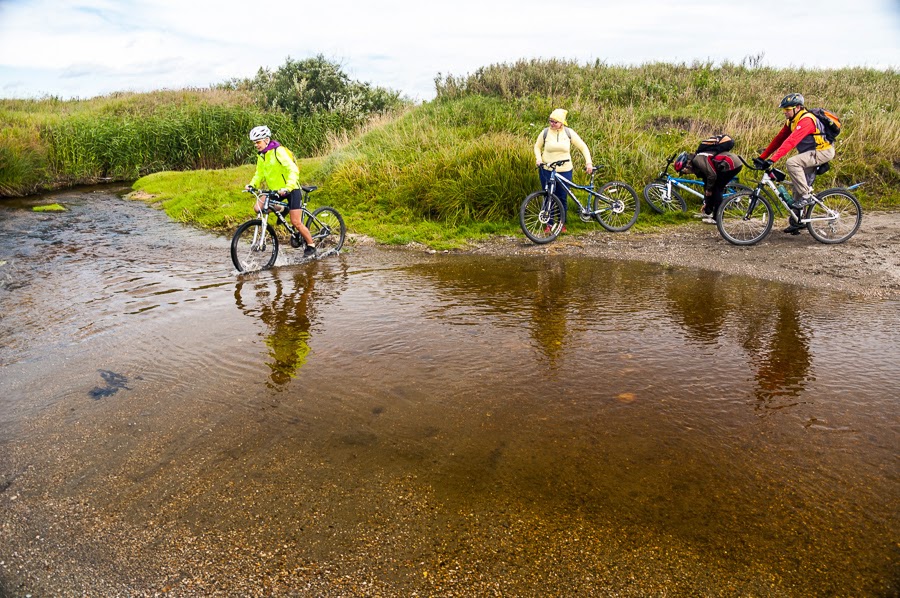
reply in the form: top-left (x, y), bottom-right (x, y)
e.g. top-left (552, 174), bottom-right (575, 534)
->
top-left (530, 259), bottom-right (569, 365)
top-left (533, 108), bottom-right (594, 232)
top-left (752, 289), bottom-right (812, 406)
top-left (234, 263), bottom-right (318, 388)
top-left (245, 125), bottom-right (316, 257)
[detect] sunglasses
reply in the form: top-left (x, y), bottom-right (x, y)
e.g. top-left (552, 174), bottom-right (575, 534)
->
top-left (548, 119), bottom-right (560, 124)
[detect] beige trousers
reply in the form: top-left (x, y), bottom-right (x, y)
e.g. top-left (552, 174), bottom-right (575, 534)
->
top-left (786, 146), bottom-right (835, 199)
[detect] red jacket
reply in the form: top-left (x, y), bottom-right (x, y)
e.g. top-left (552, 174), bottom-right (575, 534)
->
top-left (760, 110), bottom-right (831, 162)
top-left (690, 151), bottom-right (740, 184)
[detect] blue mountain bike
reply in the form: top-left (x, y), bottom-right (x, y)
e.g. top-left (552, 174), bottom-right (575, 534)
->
top-left (519, 160), bottom-right (639, 244)
top-left (643, 153), bottom-right (751, 213)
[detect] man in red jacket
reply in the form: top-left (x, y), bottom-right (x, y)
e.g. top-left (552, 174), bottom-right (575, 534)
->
top-left (755, 93), bottom-right (835, 211)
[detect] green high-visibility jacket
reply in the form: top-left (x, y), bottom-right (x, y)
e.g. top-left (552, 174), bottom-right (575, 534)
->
top-left (249, 144), bottom-right (299, 191)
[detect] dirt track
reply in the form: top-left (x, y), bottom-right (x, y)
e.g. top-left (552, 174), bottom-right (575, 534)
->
top-left (458, 210), bottom-right (900, 300)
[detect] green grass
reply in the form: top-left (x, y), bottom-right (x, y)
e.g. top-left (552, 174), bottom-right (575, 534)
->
top-left (132, 159), bottom-right (325, 230)
top-left (11, 59), bottom-right (900, 248)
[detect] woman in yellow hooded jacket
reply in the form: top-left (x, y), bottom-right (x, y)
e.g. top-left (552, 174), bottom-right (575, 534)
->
top-left (245, 125), bottom-right (316, 257)
top-left (534, 108), bottom-right (594, 230)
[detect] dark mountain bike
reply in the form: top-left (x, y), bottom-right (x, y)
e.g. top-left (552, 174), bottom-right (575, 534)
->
top-left (716, 158), bottom-right (863, 246)
top-left (231, 186), bottom-right (346, 272)
top-left (519, 159), bottom-right (639, 244)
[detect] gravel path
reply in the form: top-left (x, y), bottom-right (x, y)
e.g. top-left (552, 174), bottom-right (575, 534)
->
top-left (462, 210), bottom-right (900, 300)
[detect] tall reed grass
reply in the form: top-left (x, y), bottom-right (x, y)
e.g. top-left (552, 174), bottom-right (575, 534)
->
top-left (0, 88), bottom-right (388, 196)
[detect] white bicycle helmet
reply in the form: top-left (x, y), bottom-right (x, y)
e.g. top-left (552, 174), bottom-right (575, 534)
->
top-left (249, 125), bottom-right (271, 141)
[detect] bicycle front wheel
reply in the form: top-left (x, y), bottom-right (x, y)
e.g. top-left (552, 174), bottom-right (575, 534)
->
top-left (594, 181), bottom-right (639, 232)
top-left (307, 206), bottom-right (346, 253)
top-left (231, 219), bottom-right (279, 272)
top-left (724, 183), bottom-right (753, 196)
top-left (716, 191), bottom-right (773, 246)
top-left (643, 181), bottom-right (687, 214)
top-left (806, 189), bottom-right (862, 244)
top-left (520, 191), bottom-right (564, 244)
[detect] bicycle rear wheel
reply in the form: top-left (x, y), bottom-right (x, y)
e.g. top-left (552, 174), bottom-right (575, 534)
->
top-left (593, 181), bottom-right (639, 232)
top-left (806, 189), bottom-right (862, 244)
top-left (231, 219), bottom-right (279, 272)
top-left (520, 191), bottom-right (564, 244)
top-left (643, 181), bottom-right (687, 214)
top-left (716, 191), bottom-right (773, 246)
top-left (307, 206), bottom-right (346, 254)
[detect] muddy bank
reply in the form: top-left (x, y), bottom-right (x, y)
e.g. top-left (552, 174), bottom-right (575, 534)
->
top-left (454, 210), bottom-right (900, 300)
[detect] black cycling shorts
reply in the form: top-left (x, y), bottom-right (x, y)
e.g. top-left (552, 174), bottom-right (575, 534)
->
top-left (287, 188), bottom-right (302, 211)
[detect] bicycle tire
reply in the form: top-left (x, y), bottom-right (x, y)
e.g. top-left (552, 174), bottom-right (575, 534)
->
top-left (307, 206), bottom-right (346, 253)
top-left (757, 186), bottom-right (786, 217)
top-left (643, 181), bottom-right (687, 214)
top-left (806, 188), bottom-right (862, 244)
top-left (593, 181), bottom-right (639, 232)
top-left (716, 191), bottom-right (773, 246)
top-left (231, 219), bottom-right (279, 272)
top-left (520, 191), bottom-right (564, 244)
top-left (724, 183), bottom-right (752, 196)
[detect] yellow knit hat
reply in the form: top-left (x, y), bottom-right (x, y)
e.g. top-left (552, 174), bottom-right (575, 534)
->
top-left (549, 108), bottom-right (568, 125)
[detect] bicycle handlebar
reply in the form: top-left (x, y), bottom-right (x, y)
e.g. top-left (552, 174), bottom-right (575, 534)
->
top-left (738, 156), bottom-right (764, 170)
top-left (244, 187), bottom-right (289, 217)
top-left (538, 159), bottom-right (570, 171)
top-left (244, 187), bottom-right (281, 197)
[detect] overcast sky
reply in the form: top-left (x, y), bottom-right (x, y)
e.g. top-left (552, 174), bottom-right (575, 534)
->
top-left (1, 0), bottom-right (898, 101)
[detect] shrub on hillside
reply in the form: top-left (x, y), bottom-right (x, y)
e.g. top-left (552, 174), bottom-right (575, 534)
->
top-left (228, 55), bottom-right (404, 127)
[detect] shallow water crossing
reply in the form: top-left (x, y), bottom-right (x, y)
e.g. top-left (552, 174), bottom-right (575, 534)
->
top-left (1, 191), bottom-right (898, 596)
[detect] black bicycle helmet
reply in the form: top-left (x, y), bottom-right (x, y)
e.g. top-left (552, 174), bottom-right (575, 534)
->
top-left (779, 93), bottom-right (805, 109)
top-left (673, 151), bottom-right (691, 172)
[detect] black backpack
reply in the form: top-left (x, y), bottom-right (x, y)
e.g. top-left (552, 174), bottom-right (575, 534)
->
top-left (807, 108), bottom-right (842, 143)
top-left (695, 134), bottom-right (734, 155)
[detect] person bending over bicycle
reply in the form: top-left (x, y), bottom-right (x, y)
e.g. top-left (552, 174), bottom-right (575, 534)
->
top-left (673, 146), bottom-right (742, 224)
top-left (755, 93), bottom-right (835, 229)
top-left (245, 125), bottom-right (316, 257)
top-left (534, 108), bottom-right (594, 231)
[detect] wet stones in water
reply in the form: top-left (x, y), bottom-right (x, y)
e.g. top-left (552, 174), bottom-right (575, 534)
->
top-left (89, 369), bottom-right (131, 399)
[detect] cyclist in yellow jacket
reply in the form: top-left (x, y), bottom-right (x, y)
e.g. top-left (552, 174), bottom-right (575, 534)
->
top-left (534, 108), bottom-right (594, 231)
top-left (756, 93), bottom-right (835, 210)
top-left (245, 126), bottom-right (316, 257)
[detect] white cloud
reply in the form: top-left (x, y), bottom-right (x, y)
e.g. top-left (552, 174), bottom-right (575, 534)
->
top-left (0, 0), bottom-right (897, 100)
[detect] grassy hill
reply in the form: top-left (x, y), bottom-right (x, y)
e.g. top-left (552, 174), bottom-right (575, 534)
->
top-left (4, 59), bottom-right (898, 248)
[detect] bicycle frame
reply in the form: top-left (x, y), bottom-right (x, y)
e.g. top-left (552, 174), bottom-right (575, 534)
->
top-left (546, 169), bottom-right (613, 220)
top-left (659, 176), bottom-right (706, 201)
top-left (250, 189), bottom-right (315, 235)
top-left (654, 155), bottom-right (744, 200)
top-left (749, 170), bottom-right (840, 225)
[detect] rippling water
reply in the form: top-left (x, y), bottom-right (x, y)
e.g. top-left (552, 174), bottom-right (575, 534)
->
top-left (0, 191), bottom-right (898, 596)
